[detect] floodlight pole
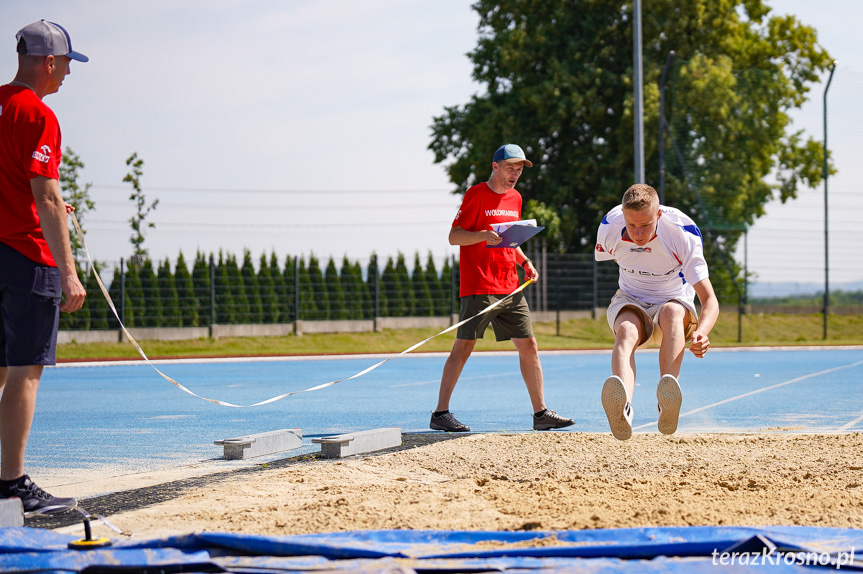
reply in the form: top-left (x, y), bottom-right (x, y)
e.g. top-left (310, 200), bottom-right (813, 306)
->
top-left (633, 0), bottom-right (645, 183)
top-left (658, 51), bottom-right (675, 204)
top-left (822, 61), bottom-right (836, 340)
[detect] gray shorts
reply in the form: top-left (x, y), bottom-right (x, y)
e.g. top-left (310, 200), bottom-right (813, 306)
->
top-left (456, 291), bottom-right (534, 342)
top-left (0, 241), bottom-right (61, 366)
top-left (606, 289), bottom-right (698, 348)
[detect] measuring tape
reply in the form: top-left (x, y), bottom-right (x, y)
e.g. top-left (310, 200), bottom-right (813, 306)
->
top-left (71, 213), bottom-right (534, 408)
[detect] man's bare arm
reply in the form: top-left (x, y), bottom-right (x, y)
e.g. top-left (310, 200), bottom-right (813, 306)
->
top-left (31, 175), bottom-right (86, 312)
top-left (690, 278), bottom-right (719, 358)
top-left (449, 225), bottom-right (501, 246)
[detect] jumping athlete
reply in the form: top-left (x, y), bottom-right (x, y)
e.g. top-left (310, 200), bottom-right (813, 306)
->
top-left (594, 183), bottom-right (719, 440)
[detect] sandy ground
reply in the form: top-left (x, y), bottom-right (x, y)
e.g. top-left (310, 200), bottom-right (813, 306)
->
top-left (56, 432), bottom-right (863, 541)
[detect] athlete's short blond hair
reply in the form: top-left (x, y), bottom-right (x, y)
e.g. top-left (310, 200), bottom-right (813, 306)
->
top-left (621, 184), bottom-right (659, 212)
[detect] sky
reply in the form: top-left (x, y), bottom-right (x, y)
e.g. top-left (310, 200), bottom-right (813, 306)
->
top-left (1, 1), bottom-right (859, 289)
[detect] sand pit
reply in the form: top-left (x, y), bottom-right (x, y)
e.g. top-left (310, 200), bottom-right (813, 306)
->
top-left (54, 432), bottom-right (863, 540)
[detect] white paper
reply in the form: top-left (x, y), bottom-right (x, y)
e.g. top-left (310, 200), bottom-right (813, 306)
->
top-left (491, 219), bottom-right (537, 233)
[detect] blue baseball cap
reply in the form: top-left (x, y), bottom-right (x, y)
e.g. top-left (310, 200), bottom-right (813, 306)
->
top-left (16, 20), bottom-right (88, 63)
top-left (493, 144), bottom-right (533, 167)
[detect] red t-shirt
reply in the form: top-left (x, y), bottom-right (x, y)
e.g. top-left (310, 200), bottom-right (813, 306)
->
top-left (0, 84), bottom-right (62, 266)
top-left (452, 182), bottom-right (522, 297)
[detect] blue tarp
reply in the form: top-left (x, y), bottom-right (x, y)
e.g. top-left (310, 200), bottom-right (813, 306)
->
top-left (2, 525), bottom-right (862, 572)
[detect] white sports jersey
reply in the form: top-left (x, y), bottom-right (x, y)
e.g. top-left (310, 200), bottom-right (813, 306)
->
top-left (594, 205), bottom-right (709, 305)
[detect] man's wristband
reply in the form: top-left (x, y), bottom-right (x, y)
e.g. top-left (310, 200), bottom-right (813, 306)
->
top-left (521, 259), bottom-right (532, 268)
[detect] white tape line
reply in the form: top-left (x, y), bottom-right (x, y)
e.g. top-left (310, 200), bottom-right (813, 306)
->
top-left (71, 213), bottom-right (533, 408)
top-left (838, 413), bottom-right (863, 432)
top-left (632, 359), bottom-right (863, 430)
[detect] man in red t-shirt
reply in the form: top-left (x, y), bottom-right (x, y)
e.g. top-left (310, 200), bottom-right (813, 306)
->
top-left (430, 144), bottom-right (575, 432)
top-left (0, 20), bottom-right (88, 515)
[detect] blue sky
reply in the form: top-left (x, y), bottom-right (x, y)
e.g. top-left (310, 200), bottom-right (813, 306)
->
top-left (1, 1), bottom-right (859, 287)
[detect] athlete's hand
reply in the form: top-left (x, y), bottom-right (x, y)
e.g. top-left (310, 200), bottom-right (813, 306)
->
top-left (64, 203), bottom-right (75, 214)
top-left (482, 229), bottom-right (502, 246)
top-left (689, 332), bottom-right (710, 358)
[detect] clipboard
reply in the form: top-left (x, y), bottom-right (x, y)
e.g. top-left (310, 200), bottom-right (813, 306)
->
top-left (486, 223), bottom-right (545, 248)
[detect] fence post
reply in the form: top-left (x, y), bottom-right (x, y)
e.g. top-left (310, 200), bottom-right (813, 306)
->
top-left (209, 254), bottom-right (216, 338)
top-left (373, 254), bottom-right (381, 332)
top-left (542, 239), bottom-right (548, 312)
top-left (556, 269), bottom-right (561, 337)
top-left (294, 256), bottom-right (300, 335)
top-left (118, 258), bottom-right (125, 342)
top-left (450, 254), bottom-right (457, 325)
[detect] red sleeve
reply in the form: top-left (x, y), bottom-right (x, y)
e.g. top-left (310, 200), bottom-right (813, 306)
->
top-left (23, 106), bottom-right (62, 180)
top-left (452, 186), bottom-right (481, 231)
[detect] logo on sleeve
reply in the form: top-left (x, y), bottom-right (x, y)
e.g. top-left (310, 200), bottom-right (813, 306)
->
top-left (32, 145), bottom-right (52, 163)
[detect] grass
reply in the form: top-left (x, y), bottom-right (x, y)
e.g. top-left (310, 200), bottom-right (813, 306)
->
top-left (56, 312), bottom-right (863, 361)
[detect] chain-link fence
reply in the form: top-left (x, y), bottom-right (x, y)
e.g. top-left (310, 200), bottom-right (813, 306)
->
top-left (59, 249), bottom-right (625, 332)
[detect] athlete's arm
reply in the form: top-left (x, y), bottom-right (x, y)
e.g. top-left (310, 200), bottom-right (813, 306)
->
top-left (31, 175), bottom-right (86, 313)
top-left (449, 225), bottom-right (501, 246)
top-left (689, 277), bottom-right (719, 358)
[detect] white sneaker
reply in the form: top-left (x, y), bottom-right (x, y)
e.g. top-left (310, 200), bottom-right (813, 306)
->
top-left (601, 375), bottom-right (633, 440)
top-left (656, 374), bottom-right (683, 435)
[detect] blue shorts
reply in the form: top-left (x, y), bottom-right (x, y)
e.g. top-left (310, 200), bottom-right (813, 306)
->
top-left (0, 241), bottom-right (61, 366)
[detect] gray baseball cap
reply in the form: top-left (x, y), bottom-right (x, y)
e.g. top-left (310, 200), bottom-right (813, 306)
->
top-left (16, 20), bottom-right (88, 62)
top-left (493, 144), bottom-right (533, 167)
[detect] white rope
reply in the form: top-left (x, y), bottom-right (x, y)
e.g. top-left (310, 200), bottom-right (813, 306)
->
top-left (70, 213), bottom-right (534, 408)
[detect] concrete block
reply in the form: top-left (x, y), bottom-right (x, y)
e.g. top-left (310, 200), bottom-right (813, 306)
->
top-left (215, 428), bottom-right (302, 460)
top-left (0, 497), bottom-right (23, 527)
top-left (312, 427), bottom-right (401, 458)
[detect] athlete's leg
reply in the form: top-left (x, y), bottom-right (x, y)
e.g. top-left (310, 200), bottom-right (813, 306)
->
top-left (511, 336), bottom-right (545, 412)
top-left (0, 365), bottom-right (43, 480)
top-left (435, 338), bottom-right (476, 412)
top-left (657, 301), bottom-right (689, 378)
top-left (612, 308), bottom-right (648, 401)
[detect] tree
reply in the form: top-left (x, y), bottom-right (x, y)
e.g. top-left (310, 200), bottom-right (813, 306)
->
top-left (191, 252), bottom-right (211, 326)
top-left (366, 254), bottom-right (382, 319)
top-left (307, 254), bottom-right (328, 319)
top-left (124, 152), bottom-right (159, 262)
top-left (439, 256), bottom-right (455, 317)
top-left (214, 251), bottom-right (235, 324)
top-left (139, 258), bottom-right (162, 327)
top-left (175, 251), bottom-right (199, 327)
top-left (124, 262), bottom-right (143, 328)
top-left (227, 253), bottom-right (250, 324)
top-left (87, 262), bottom-right (109, 330)
top-left (341, 255), bottom-right (364, 320)
top-left (59, 147), bottom-right (94, 264)
top-left (158, 259), bottom-right (181, 327)
top-left (423, 252), bottom-right (445, 316)
top-left (241, 250), bottom-right (263, 324)
top-left (381, 256), bottom-right (398, 317)
top-left (394, 252), bottom-right (414, 317)
top-left (108, 263), bottom-right (134, 328)
top-left (325, 256), bottom-right (348, 320)
top-left (412, 252), bottom-right (434, 316)
top-left (429, 0), bottom-right (832, 298)
top-left (258, 252), bottom-right (279, 323)
top-left (296, 256), bottom-right (313, 320)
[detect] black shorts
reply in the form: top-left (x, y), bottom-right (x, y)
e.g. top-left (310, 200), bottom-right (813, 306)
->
top-left (0, 241), bottom-right (61, 366)
top-left (456, 291), bottom-right (534, 342)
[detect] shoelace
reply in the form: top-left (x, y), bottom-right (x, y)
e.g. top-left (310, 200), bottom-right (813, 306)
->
top-left (20, 479), bottom-right (52, 500)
